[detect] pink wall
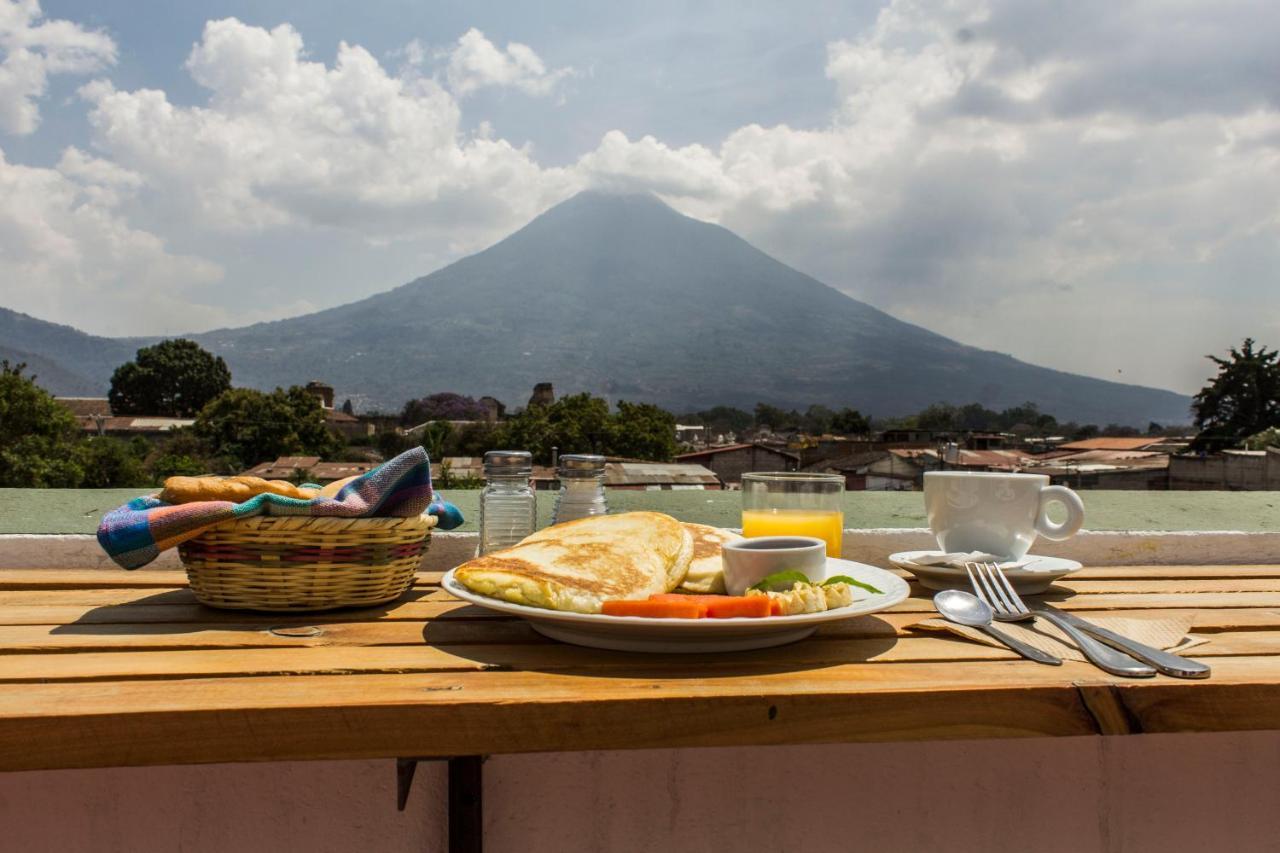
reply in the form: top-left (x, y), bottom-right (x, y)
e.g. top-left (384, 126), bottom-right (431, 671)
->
top-left (4, 732), bottom-right (1280, 852)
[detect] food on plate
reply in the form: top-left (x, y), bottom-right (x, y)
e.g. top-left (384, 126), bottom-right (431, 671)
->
top-left (650, 593), bottom-right (772, 618)
top-left (746, 578), bottom-right (877, 616)
top-left (453, 511), bottom-right (694, 613)
top-left (159, 475), bottom-right (319, 504)
top-left (676, 523), bottom-right (743, 594)
top-left (602, 599), bottom-right (706, 618)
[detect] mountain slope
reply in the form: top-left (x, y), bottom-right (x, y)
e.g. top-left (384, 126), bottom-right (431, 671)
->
top-left (194, 191), bottom-right (1190, 423)
top-left (0, 309), bottom-right (147, 395)
top-left (3, 192), bottom-right (1190, 423)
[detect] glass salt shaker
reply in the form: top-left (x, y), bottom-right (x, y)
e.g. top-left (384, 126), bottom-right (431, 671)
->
top-left (552, 454), bottom-right (608, 524)
top-left (478, 450), bottom-right (537, 555)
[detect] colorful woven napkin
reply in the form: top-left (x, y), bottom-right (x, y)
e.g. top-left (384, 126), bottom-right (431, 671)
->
top-left (98, 447), bottom-right (464, 570)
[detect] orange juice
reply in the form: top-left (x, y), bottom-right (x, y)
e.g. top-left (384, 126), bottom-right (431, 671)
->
top-left (741, 509), bottom-right (844, 557)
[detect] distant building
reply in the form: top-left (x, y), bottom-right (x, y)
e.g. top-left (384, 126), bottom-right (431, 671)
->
top-left (300, 380), bottom-right (373, 440)
top-left (803, 450), bottom-right (888, 490)
top-left (243, 456), bottom-right (379, 483)
top-left (54, 397), bottom-right (194, 440)
top-left (431, 457), bottom-right (720, 490)
top-left (1168, 448), bottom-right (1280, 490)
top-left (528, 382), bottom-right (555, 408)
top-left (675, 424), bottom-right (706, 446)
top-left (303, 380), bottom-right (335, 410)
top-left (478, 396), bottom-right (506, 423)
top-left (675, 443), bottom-right (800, 485)
top-left (1057, 437), bottom-right (1184, 453)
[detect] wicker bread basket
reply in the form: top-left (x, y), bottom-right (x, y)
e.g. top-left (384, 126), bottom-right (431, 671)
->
top-left (178, 514), bottom-right (435, 612)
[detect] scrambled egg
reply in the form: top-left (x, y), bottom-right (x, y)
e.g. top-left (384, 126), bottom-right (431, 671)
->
top-left (746, 581), bottom-right (864, 615)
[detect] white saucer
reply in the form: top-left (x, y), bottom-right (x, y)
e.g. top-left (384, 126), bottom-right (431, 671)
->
top-left (441, 558), bottom-right (910, 653)
top-left (887, 551), bottom-right (1082, 594)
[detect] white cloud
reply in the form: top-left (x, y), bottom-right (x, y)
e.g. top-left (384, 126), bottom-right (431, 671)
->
top-left (79, 19), bottom-right (578, 247)
top-left (566, 0), bottom-right (1280, 392)
top-left (443, 28), bottom-right (572, 97)
top-left (0, 0), bottom-right (115, 134)
top-left (0, 145), bottom-right (223, 334)
top-left (3, 4), bottom-right (1278, 393)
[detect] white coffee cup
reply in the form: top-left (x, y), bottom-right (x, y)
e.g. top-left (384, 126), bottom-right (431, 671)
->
top-left (923, 471), bottom-right (1085, 560)
top-left (721, 536), bottom-right (827, 596)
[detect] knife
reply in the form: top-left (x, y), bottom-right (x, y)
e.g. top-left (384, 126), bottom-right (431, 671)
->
top-left (1030, 602), bottom-right (1211, 679)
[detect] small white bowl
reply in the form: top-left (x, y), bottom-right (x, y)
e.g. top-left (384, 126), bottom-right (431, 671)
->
top-left (721, 536), bottom-right (828, 596)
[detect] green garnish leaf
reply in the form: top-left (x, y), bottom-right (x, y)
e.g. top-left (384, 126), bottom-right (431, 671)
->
top-left (823, 575), bottom-right (882, 594)
top-left (748, 570), bottom-right (811, 592)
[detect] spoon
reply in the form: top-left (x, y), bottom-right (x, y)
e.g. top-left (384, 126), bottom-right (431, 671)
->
top-left (933, 589), bottom-right (1061, 665)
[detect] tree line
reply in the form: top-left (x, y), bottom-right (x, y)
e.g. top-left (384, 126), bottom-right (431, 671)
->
top-left (1, 336), bottom-right (1276, 488)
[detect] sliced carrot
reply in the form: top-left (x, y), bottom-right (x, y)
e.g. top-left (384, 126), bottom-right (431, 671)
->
top-left (768, 598), bottom-right (785, 616)
top-left (648, 593), bottom-right (773, 619)
top-left (649, 594), bottom-right (724, 605)
top-left (704, 596), bottom-right (772, 619)
top-left (602, 599), bottom-right (706, 618)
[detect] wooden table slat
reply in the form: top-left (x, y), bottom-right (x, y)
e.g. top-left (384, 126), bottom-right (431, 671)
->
top-left (1, 563), bottom-right (1279, 772)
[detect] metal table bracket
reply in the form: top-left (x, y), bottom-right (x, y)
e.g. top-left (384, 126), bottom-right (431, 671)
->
top-left (397, 755), bottom-right (487, 853)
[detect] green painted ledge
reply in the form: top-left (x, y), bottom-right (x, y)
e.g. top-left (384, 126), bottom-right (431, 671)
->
top-left (2, 489), bottom-right (1277, 535)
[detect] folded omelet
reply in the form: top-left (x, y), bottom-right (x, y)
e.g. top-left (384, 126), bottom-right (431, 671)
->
top-left (454, 512), bottom-right (694, 613)
top-left (676, 523), bottom-right (743, 594)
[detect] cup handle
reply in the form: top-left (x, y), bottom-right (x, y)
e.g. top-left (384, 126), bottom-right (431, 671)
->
top-left (1035, 485), bottom-right (1085, 541)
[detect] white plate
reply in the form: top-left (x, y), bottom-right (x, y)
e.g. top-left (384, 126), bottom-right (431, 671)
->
top-left (441, 558), bottom-right (910, 653)
top-left (888, 550), bottom-right (1082, 594)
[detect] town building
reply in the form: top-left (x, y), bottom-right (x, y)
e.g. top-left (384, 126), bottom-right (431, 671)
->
top-left (675, 443), bottom-right (800, 485)
top-left (242, 456), bottom-right (379, 483)
top-left (1168, 448), bottom-right (1280, 490)
top-left (428, 457), bottom-right (720, 490)
top-left (302, 380), bottom-right (375, 440)
top-left (55, 397), bottom-right (194, 440)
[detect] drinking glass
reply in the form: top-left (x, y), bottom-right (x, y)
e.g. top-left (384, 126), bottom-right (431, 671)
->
top-left (741, 472), bottom-right (845, 557)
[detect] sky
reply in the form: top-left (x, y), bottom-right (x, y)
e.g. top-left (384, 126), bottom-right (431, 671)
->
top-left (1, 0), bottom-right (1278, 395)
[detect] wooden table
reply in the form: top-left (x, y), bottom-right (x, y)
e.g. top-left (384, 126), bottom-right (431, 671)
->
top-left (3, 565), bottom-right (1280, 848)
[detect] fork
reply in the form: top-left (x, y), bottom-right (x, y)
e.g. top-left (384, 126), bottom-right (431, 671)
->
top-left (965, 562), bottom-right (1156, 678)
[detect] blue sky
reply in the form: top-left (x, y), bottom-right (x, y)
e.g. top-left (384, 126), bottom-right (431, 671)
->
top-left (1, 0), bottom-right (1278, 394)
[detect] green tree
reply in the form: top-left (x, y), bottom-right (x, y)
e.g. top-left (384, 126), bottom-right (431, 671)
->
top-left (1245, 426), bottom-right (1280, 450)
top-left (754, 403), bottom-right (798, 431)
top-left (77, 437), bottom-right (151, 488)
top-left (0, 362), bottom-right (85, 487)
top-left (830, 407), bottom-right (871, 435)
top-left (915, 403), bottom-right (959, 431)
top-left (146, 428), bottom-right (220, 480)
top-left (494, 394), bottom-right (676, 464)
top-left (800, 404), bottom-right (836, 435)
top-left (194, 386), bottom-right (344, 471)
top-left (1193, 338), bottom-right (1280, 450)
top-left (418, 421), bottom-right (453, 463)
top-left (610, 401), bottom-right (677, 461)
top-left (109, 339), bottom-right (232, 417)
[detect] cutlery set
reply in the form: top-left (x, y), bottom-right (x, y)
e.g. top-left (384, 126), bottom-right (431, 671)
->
top-left (934, 561), bottom-right (1211, 679)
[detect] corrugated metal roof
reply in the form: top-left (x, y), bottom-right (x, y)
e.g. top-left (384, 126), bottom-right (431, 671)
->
top-left (56, 397), bottom-right (112, 417)
top-left (676, 443), bottom-right (799, 462)
top-left (1057, 437), bottom-right (1164, 451)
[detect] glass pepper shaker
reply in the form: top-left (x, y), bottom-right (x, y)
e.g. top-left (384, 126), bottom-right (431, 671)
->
top-left (552, 454), bottom-right (608, 524)
top-left (478, 450), bottom-right (537, 555)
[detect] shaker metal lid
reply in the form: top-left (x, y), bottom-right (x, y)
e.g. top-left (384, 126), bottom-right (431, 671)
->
top-left (483, 450), bottom-right (533, 470)
top-left (558, 453), bottom-right (606, 472)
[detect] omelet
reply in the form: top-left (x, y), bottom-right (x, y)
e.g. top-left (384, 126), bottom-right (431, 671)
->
top-left (675, 523), bottom-right (743, 594)
top-left (454, 512), bottom-right (694, 613)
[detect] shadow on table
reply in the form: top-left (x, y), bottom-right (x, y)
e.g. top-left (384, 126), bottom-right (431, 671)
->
top-left (421, 614), bottom-right (901, 680)
top-left (47, 587), bottom-right (439, 637)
